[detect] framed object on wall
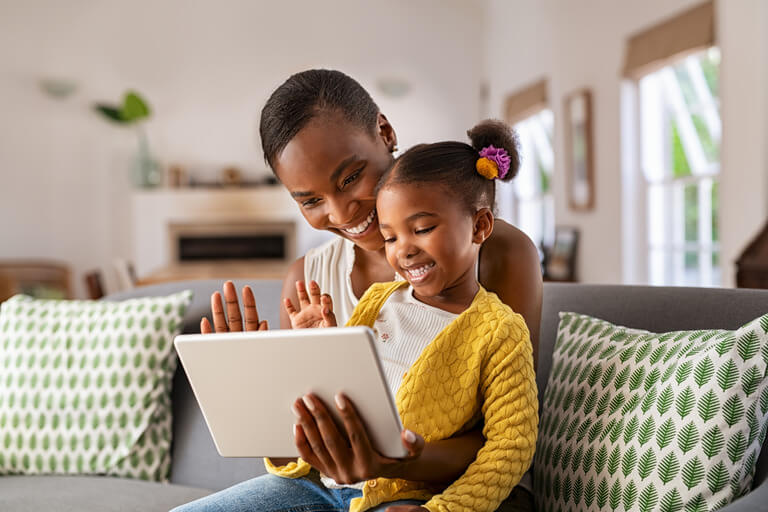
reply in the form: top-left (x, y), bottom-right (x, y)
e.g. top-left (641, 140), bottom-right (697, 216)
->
top-left (564, 89), bottom-right (595, 210)
top-left (543, 226), bottom-right (580, 282)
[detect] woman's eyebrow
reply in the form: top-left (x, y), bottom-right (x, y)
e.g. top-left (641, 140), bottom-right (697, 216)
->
top-left (329, 155), bottom-right (360, 183)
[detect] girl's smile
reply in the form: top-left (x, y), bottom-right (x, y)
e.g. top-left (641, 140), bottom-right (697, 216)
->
top-left (377, 182), bottom-right (491, 312)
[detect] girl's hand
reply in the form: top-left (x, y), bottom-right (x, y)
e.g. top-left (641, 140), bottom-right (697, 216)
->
top-left (291, 393), bottom-right (424, 485)
top-left (201, 281), bottom-right (268, 333)
top-left (385, 507), bottom-right (429, 512)
top-left (284, 280), bottom-right (337, 329)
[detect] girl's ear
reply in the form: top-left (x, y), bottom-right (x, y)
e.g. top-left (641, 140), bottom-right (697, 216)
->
top-left (377, 113), bottom-right (398, 153)
top-left (472, 208), bottom-right (494, 244)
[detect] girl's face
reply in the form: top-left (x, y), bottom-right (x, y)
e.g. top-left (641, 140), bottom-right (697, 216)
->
top-left (273, 111), bottom-right (396, 252)
top-left (377, 181), bottom-right (493, 308)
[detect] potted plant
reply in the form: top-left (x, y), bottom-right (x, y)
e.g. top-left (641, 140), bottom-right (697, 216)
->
top-left (94, 91), bottom-right (160, 188)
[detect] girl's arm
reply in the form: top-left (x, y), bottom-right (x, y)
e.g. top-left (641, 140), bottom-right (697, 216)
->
top-left (422, 319), bottom-right (538, 512)
top-left (480, 219), bottom-right (542, 370)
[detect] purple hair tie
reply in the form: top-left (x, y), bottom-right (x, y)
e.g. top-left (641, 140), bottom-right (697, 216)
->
top-left (478, 145), bottom-right (511, 179)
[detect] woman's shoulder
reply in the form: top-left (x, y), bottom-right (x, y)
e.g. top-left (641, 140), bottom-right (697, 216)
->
top-left (483, 219), bottom-right (539, 266)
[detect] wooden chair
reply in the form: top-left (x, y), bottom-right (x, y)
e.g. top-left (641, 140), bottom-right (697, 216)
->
top-left (0, 261), bottom-right (73, 302)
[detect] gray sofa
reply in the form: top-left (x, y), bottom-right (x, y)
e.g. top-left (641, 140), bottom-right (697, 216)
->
top-left (2, 279), bottom-right (768, 511)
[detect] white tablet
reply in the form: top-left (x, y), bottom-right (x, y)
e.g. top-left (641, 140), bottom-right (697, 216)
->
top-left (174, 326), bottom-right (408, 459)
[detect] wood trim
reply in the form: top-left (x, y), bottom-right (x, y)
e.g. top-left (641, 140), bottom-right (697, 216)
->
top-left (564, 89), bottom-right (595, 211)
top-left (504, 79), bottom-right (548, 125)
top-left (623, 1), bottom-right (715, 79)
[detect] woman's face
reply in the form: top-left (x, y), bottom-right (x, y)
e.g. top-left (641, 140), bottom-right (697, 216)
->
top-left (273, 111), bottom-right (396, 252)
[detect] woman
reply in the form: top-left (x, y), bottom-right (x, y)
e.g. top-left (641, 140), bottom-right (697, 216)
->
top-left (197, 69), bottom-right (542, 511)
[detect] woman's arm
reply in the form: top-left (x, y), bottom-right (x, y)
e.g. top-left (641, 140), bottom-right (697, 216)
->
top-left (480, 219), bottom-right (542, 370)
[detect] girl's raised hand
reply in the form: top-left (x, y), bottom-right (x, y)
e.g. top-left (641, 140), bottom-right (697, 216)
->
top-left (291, 393), bottom-right (424, 486)
top-left (284, 280), bottom-right (337, 329)
top-left (201, 281), bottom-right (268, 333)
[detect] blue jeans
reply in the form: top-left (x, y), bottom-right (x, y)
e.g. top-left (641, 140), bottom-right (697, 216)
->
top-left (171, 472), bottom-right (425, 512)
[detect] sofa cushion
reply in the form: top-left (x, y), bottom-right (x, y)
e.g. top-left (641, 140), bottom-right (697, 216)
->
top-left (534, 311), bottom-right (768, 512)
top-left (0, 475), bottom-right (210, 512)
top-left (0, 291), bottom-right (192, 482)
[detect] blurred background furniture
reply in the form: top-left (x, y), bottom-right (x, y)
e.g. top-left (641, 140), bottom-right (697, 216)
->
top-left (737, 219), bottom-right (768, 289)
top-left (0, 261), bottom-right (73, 302)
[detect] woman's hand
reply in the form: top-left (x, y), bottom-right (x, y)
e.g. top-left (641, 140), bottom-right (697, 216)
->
top-left (201, 281), bottom-right (268, 333)
top-left (291, 393), bottom-right (424, 484)
top-left (284, 280), bottom-right (337, 329)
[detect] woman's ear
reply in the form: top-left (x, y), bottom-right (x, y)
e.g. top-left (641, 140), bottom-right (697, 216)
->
top-left (377, 113), bottom-right (398, 152)
top-left (472, 208), bottom-right (494, 244)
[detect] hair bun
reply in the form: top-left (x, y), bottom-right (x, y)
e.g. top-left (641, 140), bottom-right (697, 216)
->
top-left (467, 119), bottom-right (520, 181)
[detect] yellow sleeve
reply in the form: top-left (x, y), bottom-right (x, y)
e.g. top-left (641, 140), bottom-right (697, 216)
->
top-left (423, 318), bottom-right (538, 512)
top-left (263, 457), bottom-right (313, 478)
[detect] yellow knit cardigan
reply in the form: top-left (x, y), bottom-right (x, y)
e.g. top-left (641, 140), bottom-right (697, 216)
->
top-left (266, 281), bottom-right (538, 512)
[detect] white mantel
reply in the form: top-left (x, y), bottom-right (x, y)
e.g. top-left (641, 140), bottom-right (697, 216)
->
top-left (131, 187), bottom-right (330, 279)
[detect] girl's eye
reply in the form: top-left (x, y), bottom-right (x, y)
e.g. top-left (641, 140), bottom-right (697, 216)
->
top-left (301, 198), bottom-right (321, 208)
top-left (341, 169), bottom-right (363, 188)
top-left (383, 237), bottom-right (396, 244)
top-left (415, 226), bottom-right (435, 235)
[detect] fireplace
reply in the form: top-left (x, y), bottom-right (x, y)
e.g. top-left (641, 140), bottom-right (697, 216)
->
top-left (169, 221), bottom-right (296, 266)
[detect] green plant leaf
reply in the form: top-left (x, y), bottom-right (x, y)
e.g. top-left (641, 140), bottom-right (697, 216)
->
top-left (697, 389), bottom-right (720, 422)
top-left (573, 476), bottom-right (584, 505)
top-left (657, 386), bottom-right (674, 415)
top-left (635, 341), bottom-right (653, 364)
top-left (562, 474), bottom-right (572, 504)
top-left (638, 449), bottom-right (657, 479)
top-left (614, 367), bottom-right (631, 389)
top-left (629, 366), bottom-right (646, 391)
top-left (638, 483), bottom-right (659, 512)
top-left (624, 416), bottom-right (640, 444)
top-left (727, 431), bottom-right (747, 464)
top-left (623, 480), bottom-right (638, 511)
top-left (694, 357), bottom-right (715, 387)
top-left (658, 452), bottom-right (680, 484)
top-left (121, 91), bottom-right (151, 122)
top-left (594, 445), bottom-right (608, 474)
top-left (723, 395), bottom-right (745, 428)
top-left (582, 446), bottom-right (595, 473)
top-left (715, 334), bottom-right (736, 356)
top-left (94, 104), bottom-right (124, 123)
top-left (571, 445), bottom-right (584, 473)
top-left (707, 460), bottom-right (729, 493)
top-left (610, 479), bottom-right (622, 510)
top-left (597, 478), bottom-right (609, 508)
top-left (583, 389), bottom-right (598, 415)
top-left (684, 493), bottom-right (708, 512)
top-left (638, 417), bottom-right (656, 446)
top-left (644, 367), bottom-right (661, 391)
top-left (601, 363), bottom-right (617, 388)
top-left (584, 477), bottom-right (596, 507)
top-left (678, 422), bottom-right (700, 454)
top-left (676, 386), bottom-right (695, 419)
top-left (676, 361), bottom-right (693, 384)
top-left (608, 446), bottom-right (621, 476)
top-left (682, 457), bottom-right (705, 490)
top-left (702, 426), bottom-right (725, 459)
top-left (659, 487), bottom-right (683, 512)
top-left (737, 330), bottom-right (760, 361)
top-left (741, 365), bottom-right (761, 397)
top-left (622, 446), bottom-right (638, 477)
top-left (717, 359), bottom-right (739, 392)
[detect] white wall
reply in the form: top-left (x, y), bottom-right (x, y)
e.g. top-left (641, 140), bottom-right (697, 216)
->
top-left (484, 0), bottom-right (768, 286)
top-left (0, 0), bottom-right (483, 297)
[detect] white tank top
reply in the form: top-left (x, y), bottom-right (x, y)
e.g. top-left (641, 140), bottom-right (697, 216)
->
top-left (303, 238), bottom-right (402, 325)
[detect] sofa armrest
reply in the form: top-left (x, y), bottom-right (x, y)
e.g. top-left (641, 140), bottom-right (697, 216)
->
top-left (718, 480), bottom-right (768, 512)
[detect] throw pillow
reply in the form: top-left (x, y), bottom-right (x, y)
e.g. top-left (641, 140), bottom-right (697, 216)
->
top-left (534, 312), bottom-right (768, 512)
top-left (0, 290), bottom-right (192, 482)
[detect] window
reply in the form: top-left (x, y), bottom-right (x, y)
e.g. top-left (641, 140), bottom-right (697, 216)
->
top-left (639, 48), bottom-right (721, 286)
top-left (497, 109), bottom-right (555, 251)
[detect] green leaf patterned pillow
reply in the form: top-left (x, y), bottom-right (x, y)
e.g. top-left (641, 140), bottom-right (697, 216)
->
top-left (0, 290), bottom-right (192, 482)
top-left (535, 312), bottom-right (768, 512)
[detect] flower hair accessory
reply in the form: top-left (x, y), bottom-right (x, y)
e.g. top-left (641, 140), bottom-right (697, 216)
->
top-left (476, 145), bottom-right (511, 180)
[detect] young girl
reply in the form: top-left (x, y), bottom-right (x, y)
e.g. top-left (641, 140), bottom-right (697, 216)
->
top-left (268, 120), bottom-right (538, 511)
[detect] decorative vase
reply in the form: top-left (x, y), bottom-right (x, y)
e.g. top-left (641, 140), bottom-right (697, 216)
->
top-left (133, 128), bottom-right (161, 188)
